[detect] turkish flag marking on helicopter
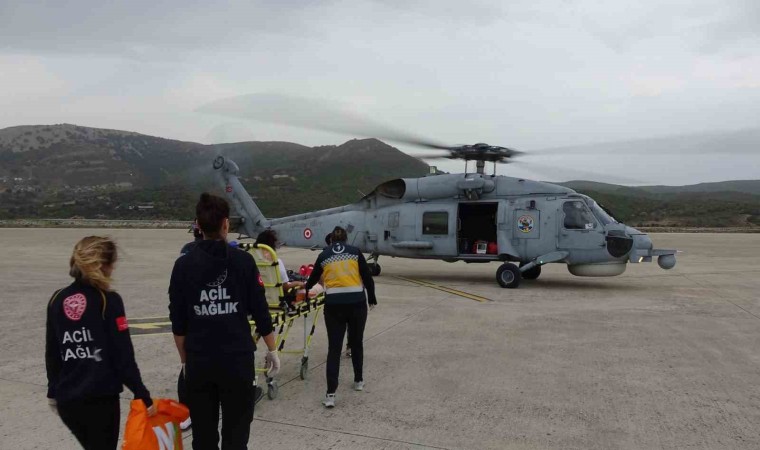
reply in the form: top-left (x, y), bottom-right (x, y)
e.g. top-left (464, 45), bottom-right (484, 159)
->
top-left (303, 228), bottom-right (312, 239)
top-left (226, 185), bottom-right (233, 193)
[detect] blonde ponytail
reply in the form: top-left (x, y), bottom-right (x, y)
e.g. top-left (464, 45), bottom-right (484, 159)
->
top-left (69, 236), bottom-right (118, 291)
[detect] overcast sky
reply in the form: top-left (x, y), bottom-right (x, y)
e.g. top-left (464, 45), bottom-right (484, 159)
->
top-left (1, 0), bottom-right (758, 184)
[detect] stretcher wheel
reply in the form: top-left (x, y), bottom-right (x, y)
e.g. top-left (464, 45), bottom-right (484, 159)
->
top-left (254, 386), bottom-right (264, 405)
top-left (368, 263), bottom-right (381, 277)
top-left (267, 380), bottom-right (279, 400)
top-left (299, 357), bottom-right (309, 380)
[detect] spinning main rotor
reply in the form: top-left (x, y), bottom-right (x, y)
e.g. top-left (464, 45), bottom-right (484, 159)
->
top-left (198, 93), bottom-right (528, 175)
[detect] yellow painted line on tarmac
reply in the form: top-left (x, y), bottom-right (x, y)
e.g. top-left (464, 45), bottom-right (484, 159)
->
top-left (129, 317), bottom-right (172, 336)
top-left (129, 316), bottom-right (275, 336)
top-left (392, 276), bottom-right (491, 303)
top-left (131, 321), bottom-right (171, 329)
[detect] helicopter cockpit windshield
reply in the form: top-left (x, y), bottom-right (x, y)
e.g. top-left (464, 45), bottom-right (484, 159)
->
top-left (582, 196), bottom-right (618, 225)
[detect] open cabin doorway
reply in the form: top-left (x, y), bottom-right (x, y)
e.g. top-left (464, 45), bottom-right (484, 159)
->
top-left (457, 202), bottom-right (498, 255)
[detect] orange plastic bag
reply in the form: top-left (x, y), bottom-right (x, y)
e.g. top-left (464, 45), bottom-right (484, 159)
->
top-left (122, 399), bottom-right (189, 450)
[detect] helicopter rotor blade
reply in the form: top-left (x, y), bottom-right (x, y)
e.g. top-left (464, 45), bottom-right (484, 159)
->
top-left (197, 93), bottom-right (453, 151)
top-left (511, 161), bottom-right (645, 185)
top-left (405, 151), bottom-right (454, 159)
top-left (527, 131), bottom-right (760, 157)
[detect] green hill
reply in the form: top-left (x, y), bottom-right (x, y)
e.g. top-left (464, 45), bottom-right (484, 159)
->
top-left (0, 124), bottom-right (429, 220)
top-left (2, 124), bottom-right (759, 229)
top-left (561, 184), bottom-right (760, 228)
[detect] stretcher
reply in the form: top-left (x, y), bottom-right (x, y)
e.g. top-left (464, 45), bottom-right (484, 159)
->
top-left (239, 243), bottom-right (325, 400)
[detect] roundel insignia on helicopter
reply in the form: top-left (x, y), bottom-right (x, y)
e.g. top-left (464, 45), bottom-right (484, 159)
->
top-left (226, 185), bottom-right (233, 193)
top-left (517, 215), bottom-right (534, 233)
top-left (303, 228), bottom-right (313, 239)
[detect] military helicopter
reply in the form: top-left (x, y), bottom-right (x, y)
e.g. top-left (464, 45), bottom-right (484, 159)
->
top-left (201, 95), bottom-right (677, 288)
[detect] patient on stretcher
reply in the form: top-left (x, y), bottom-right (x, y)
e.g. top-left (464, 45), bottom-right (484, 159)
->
top-left (255, 230), bottom-right (323, 310)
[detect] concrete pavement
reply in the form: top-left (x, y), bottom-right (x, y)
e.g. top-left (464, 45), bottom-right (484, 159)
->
top-left (1, 230), bottom-right (759, 449)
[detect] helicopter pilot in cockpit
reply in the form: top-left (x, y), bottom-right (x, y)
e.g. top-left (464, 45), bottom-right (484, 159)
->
top-left (563, 201), bottom-right (596, 230)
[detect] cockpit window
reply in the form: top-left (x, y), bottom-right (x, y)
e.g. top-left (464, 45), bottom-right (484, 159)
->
top-left (563, 201), bottom-right (598, 230)
top-left (591, 201), bottom-right (617, 225)
top-left (582, 196), bottom-right (617, 225)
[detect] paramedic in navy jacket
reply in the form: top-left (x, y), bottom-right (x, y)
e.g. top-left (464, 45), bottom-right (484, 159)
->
top-left (45, 236), bottom-right (156, 450)
top-left (169, 193), bottom-right (281, 450)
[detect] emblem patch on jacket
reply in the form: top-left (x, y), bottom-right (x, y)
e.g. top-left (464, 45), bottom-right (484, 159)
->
top-left (63, 293), bottom-right (87, 321)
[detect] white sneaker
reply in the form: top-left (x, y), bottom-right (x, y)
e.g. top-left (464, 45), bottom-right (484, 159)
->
top-left (180, 417), bottom-right (192, 431)
top-left (322, 393), bottom-right (336, 408)
top-left (352, 381), bottom-right (364, 391)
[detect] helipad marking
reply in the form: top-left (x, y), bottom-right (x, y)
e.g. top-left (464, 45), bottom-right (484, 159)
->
top-left (129, 317), bottom-right (173, 335)
top-left (392, 276), bottom-right (492, 302)
top-left (129, 317), bottom-right (273, 336)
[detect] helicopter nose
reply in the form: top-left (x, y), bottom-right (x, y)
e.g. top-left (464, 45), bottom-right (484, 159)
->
top-left (605, 225), bottom-right (651, 259)
top-left (625, 226), bottom-right (657, 264)
top-left (627, 227), bottom-right (653, 251)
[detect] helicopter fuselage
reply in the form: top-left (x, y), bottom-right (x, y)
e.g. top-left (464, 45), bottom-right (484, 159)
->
top-left (215, 157), bottom-right (676, 287)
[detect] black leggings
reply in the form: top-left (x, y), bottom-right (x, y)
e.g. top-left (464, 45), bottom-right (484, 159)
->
top-left (324, 302), bottom-right (367, 394)
top-left (186, 352), bottom-right (255, 450)
top-left (58, 395), bottom-right (120, 450)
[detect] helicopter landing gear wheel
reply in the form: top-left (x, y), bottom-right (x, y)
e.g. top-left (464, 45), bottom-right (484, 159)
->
top-left (519, 263), bottom-right (541, 280)
top-left (496, 263), bottom-right (521, 288)
top-left (368, 262), bottom-right (381, 276)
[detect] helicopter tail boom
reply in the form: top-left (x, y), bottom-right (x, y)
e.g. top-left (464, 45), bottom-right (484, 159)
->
top-left (213, 156), bottom-right (270, 237)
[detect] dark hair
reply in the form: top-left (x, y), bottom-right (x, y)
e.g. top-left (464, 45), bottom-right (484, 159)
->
top-left (192, 221), bottom-right (203, 240)
top-left (255, 229), bottom-right (278, 249)
top-left (324, 233), bottom-right (332, 246)
top-left (331, 226), bottom-right (347, 243)
top-left (196, 193), bottom-right (230, 239)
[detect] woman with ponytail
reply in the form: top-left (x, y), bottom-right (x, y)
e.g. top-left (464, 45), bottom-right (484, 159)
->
top-left (46, 236), bottom-right (155, 450)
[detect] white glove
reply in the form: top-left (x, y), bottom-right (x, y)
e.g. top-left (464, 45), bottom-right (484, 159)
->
top-left (48, 398), bottom-right (58, 415)
top-left (265, 350), bottom-right (281, 378)
top-left (145, 399), bottom-right (157, 417)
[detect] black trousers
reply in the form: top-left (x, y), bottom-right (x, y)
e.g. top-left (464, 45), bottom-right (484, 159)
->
top-left (185, 352), bottom-right (255, 450)
top-left (58, 395), bottom-right (120, 450)
top-left (324, 302), bottom-right (368, 394)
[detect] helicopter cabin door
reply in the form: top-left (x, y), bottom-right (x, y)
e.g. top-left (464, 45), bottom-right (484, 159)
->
top-left (558, 200), bottom-right (604, 249)
top-left (416, 204), bottom-right (458, 257)
top-left (457, 202), bottom-right (499, 256)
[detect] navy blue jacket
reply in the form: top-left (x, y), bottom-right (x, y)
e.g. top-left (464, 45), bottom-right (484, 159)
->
top-left (45, 281), bottom-right (151, 405)
top-left (169, 240), bottom-right (273, 355)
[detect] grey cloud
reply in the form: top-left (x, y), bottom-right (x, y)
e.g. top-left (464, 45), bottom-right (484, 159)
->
top-left (2, 0), bottom-right (760, 184)
top-left (0, 0), bottom-right (324, 59)
top-left (695, 1), bottom-right (760, 54)
top-left (575, 0), bottom-right (760, 54)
